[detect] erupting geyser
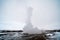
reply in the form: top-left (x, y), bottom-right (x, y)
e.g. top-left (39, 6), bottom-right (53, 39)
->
top-left (23, 7), bottom-right (40, 34)
top-left (23, 7), bottom-right (33, 33)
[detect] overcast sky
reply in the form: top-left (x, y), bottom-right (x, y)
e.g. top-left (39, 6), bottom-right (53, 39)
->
top-left (0, 0), bottom-right (60, 30)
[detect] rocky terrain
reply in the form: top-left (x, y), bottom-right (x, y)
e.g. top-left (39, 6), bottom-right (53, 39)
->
top-left (0, 30), bottom-right (60, 40)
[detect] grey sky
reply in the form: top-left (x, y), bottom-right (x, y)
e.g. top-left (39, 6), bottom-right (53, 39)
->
top-left (0, 0), bottom-right (60, 30)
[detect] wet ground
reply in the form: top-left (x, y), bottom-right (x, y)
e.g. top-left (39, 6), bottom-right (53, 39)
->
top-left (0, 31), bottom-right (60, 40)
top-left (0, 32), bottom-right (46, 40)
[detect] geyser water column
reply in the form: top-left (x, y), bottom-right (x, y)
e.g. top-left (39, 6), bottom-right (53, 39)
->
top-left (26, 7), bottom-right (33, 24)
top-left (23, 7), bottom-right (34, 33)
